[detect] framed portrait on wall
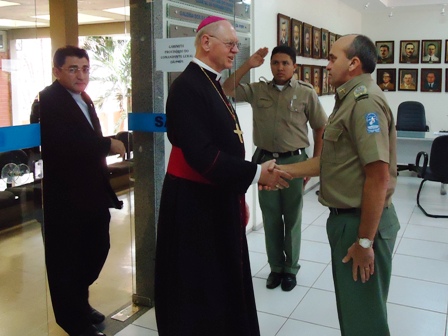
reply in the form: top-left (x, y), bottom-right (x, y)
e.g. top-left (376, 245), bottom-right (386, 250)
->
top-left (421, 40), bottom-right (441, 64)
top-left (321, 29), bottom-right (329, 59)
top-left (420, 68), bottom-right (442, 92)
top-left (302, 23), bottom-right (312, 57)
top-left (293, 64), bottom-right (302, 81)
top-left (398, 68), bottom-right (418, 91)
top-left (277, 14), bottom-right (290, 47)
top-left (376, 68), bottom-right (396, 92)
top-left (0, 31), bottom-right (6, 52)
top-left (291, 19), bottom-right (302, 56)
top-left (302, 65), bottom-right (312, 83)
top-left (399, 40), bottom-right (419, 63)
top-left (312, 26), bottom-right (321, 59)
top-left (375, 41), bottom-right (394, 64)
top-left (445, 40), bottom-right (448, 63)
top-left (312, 66), bottom-right (322, 95)
top-left (446, 69), bottom-right (448, 92)
top-left (322, 67), bottom-right (329, 95)
top-left (329, 32), bottom-right (336, 51)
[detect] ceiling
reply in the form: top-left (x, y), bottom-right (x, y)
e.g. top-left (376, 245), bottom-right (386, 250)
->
top-left (339, 0), bottom-right (448, 14)
top-left (0, 0), bottom-right (130, 30)
top-left (0, 0), bottom-right (447, 30)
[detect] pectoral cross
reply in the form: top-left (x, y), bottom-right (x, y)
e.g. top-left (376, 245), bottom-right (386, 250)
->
top-left (234, 123), bottom-right (244, 143)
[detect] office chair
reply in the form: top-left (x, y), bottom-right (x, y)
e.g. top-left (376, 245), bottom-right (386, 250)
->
top-left (414, 135), bottom-right (448, 218)
top-left (396, 101), bottom-right (429, 132)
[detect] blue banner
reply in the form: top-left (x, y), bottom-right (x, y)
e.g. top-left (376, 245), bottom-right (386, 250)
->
top-left (0, 124), bottom-right (41, 153)
top-left (128, 113), bottom-right (167, 132)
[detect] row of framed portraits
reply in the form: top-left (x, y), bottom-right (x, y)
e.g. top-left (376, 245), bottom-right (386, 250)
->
top-left (293, 65), bottom-right (448, 95)
top-left (377, 68), bottom-right (448, 93)
top-left (293, 65), bottom-right (334, 96)
top-left (377, 40), bottom-right (448, 65)
top-left (277, 13), bottom-right (339, 59)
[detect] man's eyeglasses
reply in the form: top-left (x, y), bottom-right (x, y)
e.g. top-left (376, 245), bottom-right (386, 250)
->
top-left (60, 66), bottom-right (90, 74)
top-left (208, 35), bottom-right (240, 50)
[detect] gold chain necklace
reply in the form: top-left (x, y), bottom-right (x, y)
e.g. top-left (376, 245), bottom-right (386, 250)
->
top-left (200, 66), bottom-right (244, 143)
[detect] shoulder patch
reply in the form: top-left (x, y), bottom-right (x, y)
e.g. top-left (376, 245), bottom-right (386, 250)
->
top-left (365, 112), bottom-right (380, 133)
top-left (354, 85), bottom-right (368, 101)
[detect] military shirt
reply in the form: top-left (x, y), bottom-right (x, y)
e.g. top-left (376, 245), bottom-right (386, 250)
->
top-left (319, 73), bottom-right (397, 208)
top-left (235, 79), bottom-right (327, 152)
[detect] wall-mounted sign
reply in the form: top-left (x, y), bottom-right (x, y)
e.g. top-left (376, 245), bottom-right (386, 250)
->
top-left (155, 36), bottom-right (195, 72)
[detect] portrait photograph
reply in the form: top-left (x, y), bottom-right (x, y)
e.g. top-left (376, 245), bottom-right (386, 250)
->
top-left (375, 41), bottom-right (394, 64)
top-left (321, 29), bottom-right (329, 60)
top-left (312, 66), bottom-right (322, 95)
top-left (312, 26), bottom-right (321, 59)
top-left (322, 67), bottom-right (329, 95)
top-left (291, 19), bottom-right (302, 56)
top-left (302, 23), bottom-right (312, 58)
top-left (420, 68), bottom-right (442, 92)
top-left (445, 40), bottom-right (448, 63)
top-left (398, 68), bottom-right (418, 91)
top-left (399, 40), bottom-right (419, 64)
top-left (376, 68), bottom-right (396, 92)
top-left (329, 32), bottom-right (336, 52)
top-left (293, 64), bottom-right (301, 81)
top-left (277, 14), bottom-right (290, 47)
top-left (446, 69), bottom-right (448, 92)
top-left (302, 65), bottom-right (312, 84)
top-left (421, 40), bottom-right (441, 64)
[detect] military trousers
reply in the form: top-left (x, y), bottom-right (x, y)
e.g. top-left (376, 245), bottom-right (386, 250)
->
top-left (257, 149), bottom-right (307, 275)
top-left (326, 204), bottom-right (400, 336)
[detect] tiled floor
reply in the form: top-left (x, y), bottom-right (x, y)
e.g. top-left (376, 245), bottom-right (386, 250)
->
top-left (115, 176), bottom-right (448, 336)
top-left (1, 176), bottom-right (447, 335)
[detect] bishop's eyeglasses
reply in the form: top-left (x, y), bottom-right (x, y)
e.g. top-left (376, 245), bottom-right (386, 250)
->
top-left (208, 35), bottom-right (240, 50)
top-left (59, 66), bottom-right (90, 75)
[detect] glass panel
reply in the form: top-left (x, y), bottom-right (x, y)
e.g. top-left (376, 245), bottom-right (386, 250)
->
top-left (0, 0), bottom-right (50, 334)
top-left (1, 0), bottom-right (134, 335)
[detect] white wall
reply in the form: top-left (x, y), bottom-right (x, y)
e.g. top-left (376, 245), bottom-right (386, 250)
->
top-left (362, 8), bottom-right (448, 131)
top-left (238, 0), bottom-right (362, 230)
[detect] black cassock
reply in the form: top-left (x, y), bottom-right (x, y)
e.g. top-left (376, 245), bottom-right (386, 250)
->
top-left (154, 62), bottom-right (260, 336)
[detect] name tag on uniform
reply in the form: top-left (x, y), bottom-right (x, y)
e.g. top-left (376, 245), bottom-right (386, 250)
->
top-left (366, 112), bottom-right (380, 133)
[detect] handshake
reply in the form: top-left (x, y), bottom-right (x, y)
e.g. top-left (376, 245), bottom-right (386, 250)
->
top-left (257, 159), bottom-right (293, 191)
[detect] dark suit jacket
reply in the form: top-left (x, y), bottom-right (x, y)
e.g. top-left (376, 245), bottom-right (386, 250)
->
top-left (39, 80), bottom-right (121, 215)
top-left (423, 82), bottom-right (439, 91)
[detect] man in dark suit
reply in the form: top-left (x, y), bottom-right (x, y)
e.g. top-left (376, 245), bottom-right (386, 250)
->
top-left (423, 71), bottom-right (439, 91)
top-left (39, 45), bottom-right (125, 336)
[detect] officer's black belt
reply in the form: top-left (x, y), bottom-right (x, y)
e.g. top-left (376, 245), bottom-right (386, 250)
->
top-left (261, 148), bottom-right (304, 158)
top-left (329, 207), bottom-right (360, 215)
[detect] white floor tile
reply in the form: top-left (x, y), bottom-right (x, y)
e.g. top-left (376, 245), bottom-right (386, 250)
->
top-left (300, 240), bottom-right (332, 264)
top-left (302, 225), bottom-right (328, 244)
top-left (312, 264), bottom-right (335, 292)
top-left (257, 311), bottom-right (287, 336)
top-left (276, 319), bottom-right (340, 336)
top-left (403, 224), bottom-right (448, 244)
top-left (132, 308), bottom-right (158, 330)
top-left (392, 254), bottom-right (448, 285)
top-left (388, 276), bottom-right (448, 313)
top-left (249, 251), bottom-right (268, 276)
top-left (395, 237), bottom-right (448, 262)
top-left (388, 303), bottom-right (446, 336)
top-left (115, 324), bottom-right (158, 336)
top-left (252, 277), bottom-right (308, 317)
top-left (289, 288), bottom-right (339, 329)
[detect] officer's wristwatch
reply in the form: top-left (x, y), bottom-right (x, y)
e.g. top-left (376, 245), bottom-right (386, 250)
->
top-left (357, 237), bottom-right (374, 248)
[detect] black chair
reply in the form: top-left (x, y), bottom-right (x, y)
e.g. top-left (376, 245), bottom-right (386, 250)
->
top-left (396, 101), bottom-right (429, 132)
top-left (414, 135), bottom-right (448, 218)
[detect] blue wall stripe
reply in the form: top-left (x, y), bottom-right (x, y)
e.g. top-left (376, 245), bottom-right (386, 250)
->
top-left (0, 113), bottom-right (166, 153)
top-left (128, 113), bottom-right (167, 132)
top-left (0, 124), bottom-right (41, 153)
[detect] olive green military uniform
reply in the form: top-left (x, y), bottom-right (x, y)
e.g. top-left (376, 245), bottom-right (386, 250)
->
top-left (319, 74), bottom-right (400, 336)
top-left (236, 79), bottom-right (327, 275)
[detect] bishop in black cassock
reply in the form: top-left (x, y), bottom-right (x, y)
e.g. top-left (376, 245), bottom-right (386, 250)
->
top-left (154, 17), bottom-right (260, 336)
